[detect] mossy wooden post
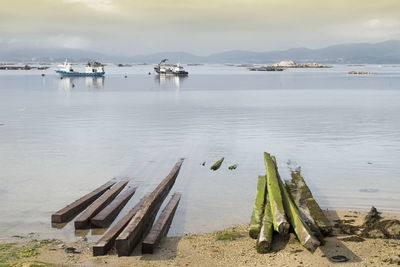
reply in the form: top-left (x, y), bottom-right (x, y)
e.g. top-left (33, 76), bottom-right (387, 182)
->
top-left (257, 194), bottom-right (273, 253)
top-left (249, 175), bottom-right (267, 239)
top-left (287, 170), bottom-right (332, 236)
top-left (284, 178), bottom-right (325, 242)
top-left (264, 152), bottom-right (289, 234)
top-left (272, 160), bottom-right (320, 252)
top-left (210, 157), bottom-right (224, 171)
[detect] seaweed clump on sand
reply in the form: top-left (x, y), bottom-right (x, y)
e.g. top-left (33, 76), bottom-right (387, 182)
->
top-left (361, 207), bottom-right (400, 239)
top-left (333, 206), bottom-right (400, 240)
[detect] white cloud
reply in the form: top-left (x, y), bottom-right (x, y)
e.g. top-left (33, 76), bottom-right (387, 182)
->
top-left (62, 0), bottom-right (117, 13)
top-left (42, 35), bottom-right (91, 49)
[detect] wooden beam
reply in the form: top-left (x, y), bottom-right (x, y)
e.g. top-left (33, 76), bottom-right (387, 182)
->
top-left (91, 186), bottom-right (138, 228)
top-left (74, 180), bottom-right (129, 229)
top-left (273, 160), bottom-right (320, 252)
top-left (115, 159), bottom-right (184, 256)
top-left (51, 179), bottom-right (116, 223)
top-left (264, 152), bottom-right (290, 234)
top-left (257, 193), bottom-right (273, 254)
top-left (249, 175), bottom-right (267, 239)
top-left (286, 170), bottom-right (332, 236)
top-left (142, 193), bottom-right (181, 254)
top-left (92, 196), bottom-right (147, 256)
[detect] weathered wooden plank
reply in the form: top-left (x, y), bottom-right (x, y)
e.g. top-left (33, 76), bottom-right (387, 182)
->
top-left (142, 193), bottom-right (181, 254)
top-left (51, 179), bottom-right (116, 223)
top-left (115, 159), bottom-right (184, 256)
top-left (74, 180), bottom-right (129, 229)
top-left (286, 170), bottom-right (332, 236)
top-left (249, 175), bottom-right (267, 239)
top-left (257, 193), bottom-right (274, 254)
top-left (273, 160), bottom-right (320, 252)
top-left (264, 152), bottom-right (290, 234)
top-left (92, 196), bottom-right (147, 256)
top-left (91, 186), bottom-right (138, 228)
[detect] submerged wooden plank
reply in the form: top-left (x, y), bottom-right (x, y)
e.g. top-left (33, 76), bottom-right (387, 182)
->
top-left (115, 159), bottom-right (184, 256)
top-left (51, 179), bottom-right (116, 223)
top-left (142, 193), bottom-right (182, 254)
top-left (74, 180), bottom-right (129, 229)
top-left (91, 186), bottom-right (138, 228)
top-left (257, 193), bottom-right (274, 254)
top-left (249, 175), bottom-right (267, 239)
top-left (264, 152), bottom-right (290, 234)
top-left (92, 196), bottom-right (147, 256)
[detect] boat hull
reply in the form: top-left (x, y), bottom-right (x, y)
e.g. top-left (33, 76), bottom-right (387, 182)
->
top-left (154, 68), bottom-right (188, 76)
top-left (56, 70), bottom-right (105, 77)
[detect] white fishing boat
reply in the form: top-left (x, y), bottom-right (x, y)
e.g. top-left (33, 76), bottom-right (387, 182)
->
top-left (154, 59), bottom-right (188, 75)
top-left (56, 59), bottom-right (105, 77)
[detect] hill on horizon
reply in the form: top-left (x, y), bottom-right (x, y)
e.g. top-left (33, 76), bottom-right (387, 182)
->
top-left (1, 40), bottom-right (400, 64)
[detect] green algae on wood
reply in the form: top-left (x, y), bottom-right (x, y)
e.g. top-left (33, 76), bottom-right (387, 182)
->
top-left (287, 170), bottom-right (332, 236)
top-left (249, 175), bottom-right (267, 239)
top-left (257, 193), bottom-right (274, 253)
top-left (228, 164), bottom-right (237, 170)
top-left (210, 157), bottom-right (224, 171)
top-left (273, 162), bottom-right (320, 252)
top-left (264, 152), bottom-right (289, 234)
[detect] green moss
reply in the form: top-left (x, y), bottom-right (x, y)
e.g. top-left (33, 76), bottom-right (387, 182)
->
top-left (210, 157), bottom-right (224, 171)
top-left (216, 231), bottom-right (243, 241)
top-left (228, 164), bottom-right (237, 170)
top-left (249, 176), bottom-right (267, 239)
top-left (0, 241), bottom-right (44, 265)
top-left (264, 153), bottom-right (289, 234)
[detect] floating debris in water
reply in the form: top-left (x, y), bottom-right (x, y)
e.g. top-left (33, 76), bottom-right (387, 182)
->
top-left (41, 74), bottom-right (45, 77)
top-left (124, 75), bottom-right (127, 78)
top-left (228, 164), bottom-right (238, 170)
top-left (210, 157), bottom-right (224, 171)
top-left (201, 161), bottom-right (206, 166)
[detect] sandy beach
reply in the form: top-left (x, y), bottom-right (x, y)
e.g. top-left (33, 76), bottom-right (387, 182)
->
top-left (1, 210), bottom-right (399, 267)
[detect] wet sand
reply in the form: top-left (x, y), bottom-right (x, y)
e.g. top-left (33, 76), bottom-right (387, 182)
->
top-left (1, 210), bottom-right (399, 266)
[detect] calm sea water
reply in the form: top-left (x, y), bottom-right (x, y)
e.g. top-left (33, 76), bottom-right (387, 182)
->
top-left (0, 64), bottom-right (399, 241)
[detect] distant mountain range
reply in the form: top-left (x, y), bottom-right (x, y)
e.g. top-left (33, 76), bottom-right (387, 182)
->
top-left (1, 40), bottom-right (400, 64)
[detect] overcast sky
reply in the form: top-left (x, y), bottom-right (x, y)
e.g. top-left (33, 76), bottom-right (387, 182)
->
top-left (1, 0), bottom-right (399, 55)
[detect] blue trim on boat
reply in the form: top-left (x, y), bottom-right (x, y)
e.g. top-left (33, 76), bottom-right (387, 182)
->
top-left (55, 70), bottom-right (105, 77)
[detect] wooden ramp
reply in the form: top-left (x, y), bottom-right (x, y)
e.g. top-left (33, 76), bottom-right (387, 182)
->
top-left (91, 186), bottom-right (138, 228)
top-left (92, 196), bottom-right (147, 256)
top-left (51, 179), bottom-right (116, 223)
top-left (74, 179), bottom-right (129, 229)
top-left (142, 192), bottom-right (181, 254)
top-left (115, 159), bottom-right (184, 256)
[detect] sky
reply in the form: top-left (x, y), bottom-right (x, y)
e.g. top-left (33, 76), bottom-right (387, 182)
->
top-left (0, 0), bottom-right (399, 55)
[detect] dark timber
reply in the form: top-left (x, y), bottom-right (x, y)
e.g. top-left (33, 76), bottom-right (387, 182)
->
top-left (115, 159), bottom-right (184, 256)
top-left (286, 170), bottom-right (332, 236)
top-left (142, 193), bottom-right (182, 254)
top-left (92, 196), bottom-right (147, 256)
top-left (91, 186), bottom-right (138, 228)
top-left (74, 180), bottom-right (129, 229)
top-left (51, 179), bottom-right (116, 223)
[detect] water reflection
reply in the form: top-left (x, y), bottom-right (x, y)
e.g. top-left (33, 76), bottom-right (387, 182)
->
top-left (155, 74), bottom-right (187, 89)
top-left (58, 77), bottom-right (104, 93)
top-left (85, 77), bottom-right (104, 89)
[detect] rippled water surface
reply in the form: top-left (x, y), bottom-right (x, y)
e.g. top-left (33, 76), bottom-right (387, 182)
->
top-left (0, 64), bottom-right (399, 241)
